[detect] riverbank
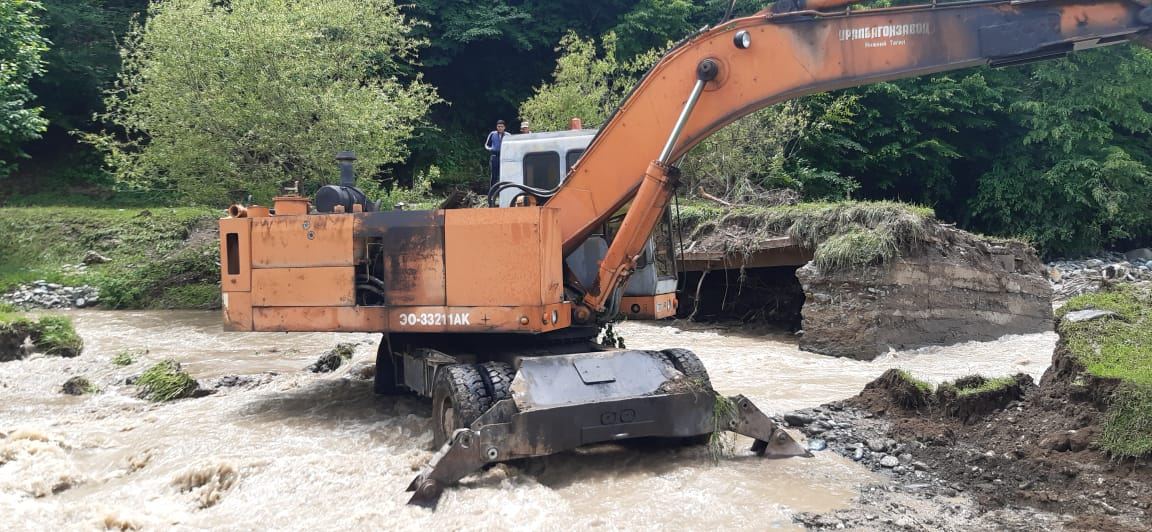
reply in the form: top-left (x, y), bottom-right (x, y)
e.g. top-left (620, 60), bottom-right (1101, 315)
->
top-left (787, 282), bottom-right (1152, 530)
top-left (0, 207), bottom-right (220, 310)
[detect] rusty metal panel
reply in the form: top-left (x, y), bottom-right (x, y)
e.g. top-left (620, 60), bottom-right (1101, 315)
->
top-left (251, 267), bottom-right (354, 307)
top-left (539, 208), bottom-right (564, 305)
top-left (387, 303), bottom-right (570, 334)
top-left (222, 291), bottom-right (253, 331)
top-left (250, 215), bottom-right (355, 268)
top-left (356, 211), bottom-right (446, 307)
top-left (252, 306), bottom-right (388, 332)
top-left (444, 208), bottom-right (550, 307)
top-left (622, 293), bottom-right (677, 320)
top-left (219, 218), bottom-right (251, 292)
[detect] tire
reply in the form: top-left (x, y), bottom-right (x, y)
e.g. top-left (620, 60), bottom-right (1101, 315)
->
top-left (660, 348), bottom-right (712, 391)
top-left (431, 364), bottom-right (492, 447)
top-left (373, 336), bottom-right (401, 395)
top-left (479, 362), bottom-right (515, 402)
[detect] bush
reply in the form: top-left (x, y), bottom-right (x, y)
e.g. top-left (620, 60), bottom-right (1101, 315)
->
top-left (30, 315), bottom-right (83, 358)
top-left (136, 359), bottom-right (198, 402)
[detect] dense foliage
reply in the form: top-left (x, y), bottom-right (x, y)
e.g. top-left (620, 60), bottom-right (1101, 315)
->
top-left (91, 0), bottom-right (439, 204)
top-left (0, 0), bottom-right (49, 176)
top-left (0, 0), bottom-right (1148, 256)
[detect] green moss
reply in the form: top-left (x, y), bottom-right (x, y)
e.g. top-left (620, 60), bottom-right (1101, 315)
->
top-left (30, 315), bottom-right (84, 358)
top-left (136, 359), bottom-right (199, 402)
top-left (1057, 285), bottom-right (1152, 458)
top-left (682, 200), bottom-right (936, 271)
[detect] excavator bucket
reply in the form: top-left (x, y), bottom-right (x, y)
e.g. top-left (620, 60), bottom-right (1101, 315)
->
top-left (406, 350), bottom-right (809, 508)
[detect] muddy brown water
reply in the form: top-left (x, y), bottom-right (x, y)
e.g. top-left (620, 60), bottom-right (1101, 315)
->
top-left (0, 311), bottom-right (1056, 530)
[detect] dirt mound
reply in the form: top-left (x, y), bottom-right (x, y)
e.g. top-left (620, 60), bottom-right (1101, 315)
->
top-left (814, 344), bottom-right (1152, 529)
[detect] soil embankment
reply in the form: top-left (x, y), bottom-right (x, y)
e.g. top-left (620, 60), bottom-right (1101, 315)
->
top-left (679, 202), bottom-right (1054, 360)
top-left (785, 283), bottom-right (1152, 530)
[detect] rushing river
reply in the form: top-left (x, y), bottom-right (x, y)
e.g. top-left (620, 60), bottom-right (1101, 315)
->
top-left (0, 311), bottom-right (1056, 530)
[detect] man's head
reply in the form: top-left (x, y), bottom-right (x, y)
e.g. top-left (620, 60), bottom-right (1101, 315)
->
top-left (520, 121), bottom-right (531, 134)
top-left (496, 120), bottom-right (506, 132)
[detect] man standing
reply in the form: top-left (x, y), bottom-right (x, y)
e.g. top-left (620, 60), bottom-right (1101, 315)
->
top-left (519, 121), bottom-right (531, 134)
top-left (484, 120), bottom-right (509, 189)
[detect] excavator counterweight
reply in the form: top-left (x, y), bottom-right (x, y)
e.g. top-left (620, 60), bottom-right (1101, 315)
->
top-left (220, 0), bottom-right (1152, 507)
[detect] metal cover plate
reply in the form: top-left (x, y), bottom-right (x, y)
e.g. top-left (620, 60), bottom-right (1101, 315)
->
top-left (573, 358), bottom-right (616, 384)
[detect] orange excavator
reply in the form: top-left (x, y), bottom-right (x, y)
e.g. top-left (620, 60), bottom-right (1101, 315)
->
top-left (219, 0), bottom-right (1152, 507)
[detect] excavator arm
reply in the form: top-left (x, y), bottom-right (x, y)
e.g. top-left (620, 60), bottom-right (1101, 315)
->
top-left (551, 0), bottom-right (1152, 316)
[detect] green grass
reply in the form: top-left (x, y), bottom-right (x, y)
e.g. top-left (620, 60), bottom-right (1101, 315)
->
top-left (708, 395), bottom-right (738, 461)
top-left (30, 315), bottom-right (84, 358)
top-left (0, 207), bottom-right (221, 309)
top-left (896, 369), bottom-right (935, 395)
top-left (681, 200), bottom-right (937, 271)
top-left (111, 350), bottom-right (142, 366)
top-left (136, 359), bottom-right (199, 402)
top-left (1057, 285), bottom-right (1152, 458)
top-left (952, 375), bottom-right (1017, 397)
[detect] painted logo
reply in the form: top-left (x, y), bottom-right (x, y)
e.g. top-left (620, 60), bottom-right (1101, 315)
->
top-left (840, 22), bottom-right (931, 48)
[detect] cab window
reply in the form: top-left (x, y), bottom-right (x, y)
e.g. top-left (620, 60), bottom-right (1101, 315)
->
top-left (524, 151), bottom-right (561, 189)
top-left (566, 149), bottom-right (585, 173)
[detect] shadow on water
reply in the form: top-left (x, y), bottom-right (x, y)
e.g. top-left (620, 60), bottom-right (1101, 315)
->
top-left (238, 376), bottom-right (431, 424)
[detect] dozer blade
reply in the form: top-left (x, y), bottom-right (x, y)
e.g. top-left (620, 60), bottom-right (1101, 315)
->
top-left (406, 350), bottom-right (809, 508)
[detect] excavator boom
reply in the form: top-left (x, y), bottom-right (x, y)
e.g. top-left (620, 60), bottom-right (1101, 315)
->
top-left (218, 0), bottom-right (1152, 508)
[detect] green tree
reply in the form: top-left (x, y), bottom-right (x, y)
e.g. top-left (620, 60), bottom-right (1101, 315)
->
top-left (91, 0), bottom-right (439, 204)
top-left (972, 46), bottom-right (1152, 255)
top-left (0, 0), bottom-right (49, 176)
top-left (519, 32), bottom-right (660, 132)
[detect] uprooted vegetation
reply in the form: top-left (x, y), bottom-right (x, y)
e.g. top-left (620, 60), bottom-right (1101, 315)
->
top-left (0, 312), bottom-right (84, 361)
top-left (679, 201), bottom-right (940, 271)
top-left (1055, 284), bottom-right (1152, 459)
top-left (136, 359), bottom-right (200, 401)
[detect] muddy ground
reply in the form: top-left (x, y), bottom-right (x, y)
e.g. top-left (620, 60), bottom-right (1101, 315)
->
top-left (784, 349), bottom-right (1151, 530)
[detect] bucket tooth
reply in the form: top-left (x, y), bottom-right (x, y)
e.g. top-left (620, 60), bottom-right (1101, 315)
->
top-left (725, 394), bottom-right (812, 458)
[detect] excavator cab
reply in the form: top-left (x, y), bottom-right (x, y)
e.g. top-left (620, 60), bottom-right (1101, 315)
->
top-left (496, 129), bottom-right (679, 320)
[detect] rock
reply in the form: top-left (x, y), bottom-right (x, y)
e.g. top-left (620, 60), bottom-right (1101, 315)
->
top-left (82, 250), bottom-right (111, 265)
top-left (307, 352), bottom-right (343, 373)
top-left (1038, 431), bottom-right (1071, 452)
top-left (898, 452), bottom-right (913, 463)
top-left (880, 455), bottom-right (900, 468)
top-left (784, 413), bottom-right (815, 427)
top-left (867, 439), bottom-right (889, 452)
top-left (1064, 309), bottom-right (1118, 323)
top-left (1125, 248), bottom-right (1152, 261)
top-left (61, 376), bottom-right (94, 395)
top-left (807, 438), bottom-right (827, 452)
top-left (1067, 428), bottom-right (1094, 452)
top-left (853, 448), bottom-right (865, 461)
top-left (912, 461), bottom-right (929, 471)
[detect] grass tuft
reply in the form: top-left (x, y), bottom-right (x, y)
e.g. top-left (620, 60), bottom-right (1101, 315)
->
top-left (683, 200), bottom-right (937, 271)
top-left (112, 349), bottom-right (144, 366)
top-left (708, 395), bottom-right (738, 462)
top-left (896, 369), bottom-right (935, 394)
top-left (136, 359), bottom-right (199, 402)
top-left (30, 315), bottom-right (84, 358)
top-left (1057, 284), bottom-right (1152, 458)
